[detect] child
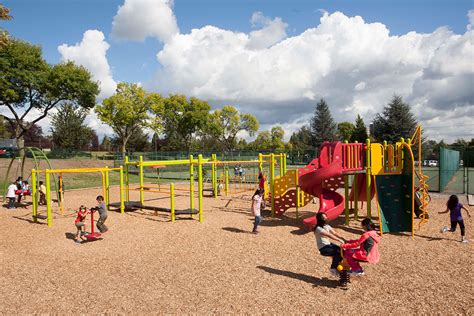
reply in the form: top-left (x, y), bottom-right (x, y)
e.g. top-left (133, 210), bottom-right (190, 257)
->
top-left (251, 188), bottom-right (265, 233)
top-left (439, 195), bottom-right (471, 243)
top-left (74, 205), bottom-right (89, 243)
top-left (16, 177), bottom-right (23, 203)
top-left (314, 212), bottom-right (346, 276)
top-left (342, 218), bottom-right (381, 276)
top-left (39, 181), bottom-right (46, 205)
top-left (258, 172), bottom-right (266, 192)
top-left (95, 195), bottom-right (108, 233)
top-left (6, 181), bottom-right (17, 209)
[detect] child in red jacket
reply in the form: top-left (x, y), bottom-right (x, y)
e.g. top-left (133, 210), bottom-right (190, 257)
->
top-left (342, 218), bottom-right (381, 276)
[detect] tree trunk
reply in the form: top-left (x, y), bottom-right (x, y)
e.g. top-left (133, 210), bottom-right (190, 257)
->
top-left (121, 142), bottom-right (126, 160)
top-left (16, 133), bottom-right (25, 158)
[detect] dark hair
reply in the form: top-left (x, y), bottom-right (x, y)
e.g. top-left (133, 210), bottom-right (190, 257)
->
top-left (447, 195), bottom-right (459, 210)
top-left (252, 188), bottom-right (264, 198)
top-left (361, 218), bottom-right (376, 231)
top-left (39, 181), bottom-right (43, 185)
top-left (96, 195), bottom-right (104, 201)
top-left (315, 212), bottom-right (326, 229)
top-left (258, 172), bottom-right (263, 179)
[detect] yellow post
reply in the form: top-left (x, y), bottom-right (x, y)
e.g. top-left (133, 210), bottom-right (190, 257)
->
top-left (354, 173), bottom-right (359, 220)
top-left (258, 153), bottom-right (263, 173)
top-left (189, 155), bottom-right (194, 211)
top-left (344, 174), bottom-right (349, 225)
top-left (32, 169), bottom-right (37, 221)
top-left (139, 156), bottom-right (144, 205)
top-left (171, 183), bottom-right (175, 222)
top-left (383, 140), bottom-right (388, 171)
top-left (279, 153), bottom-right (284, 177)
top-left (270, 153), bottom-right (275, 217)
top-left (105, 166), bottom-right (110, 210)
top-left (366, 139), bottom-right (372, 218)
top-left (125, 156), bottom-right (130, 202)
top-left (295, 168), bottom-right (299, 219)
top-left (225, 168), bottom-right (229, 196)
top-left (212, 154), bottom-right (217, 198)
top-left (198, 154), bottom-right (203, 222)
top-left (283, 153), bottom-right (287, 174)
top-left (119, 166), bottom-right (125, 214)
top-left (45, 170), bottom-right (52, 227)
top-left (59, 174), bottom-right (64, 215)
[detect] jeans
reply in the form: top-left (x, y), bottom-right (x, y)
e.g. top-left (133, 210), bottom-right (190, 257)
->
top-left (253, 216), bottom-right (262, 232)
top-left (319, 243), bottom-right (343, 269)
top-left (8, 197), bottom-right (15, 209)
top-left (451, 220), bottom-right (465, 236)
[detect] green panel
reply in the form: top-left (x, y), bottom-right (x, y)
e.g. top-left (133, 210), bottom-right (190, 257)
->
top-left (376, 174), bottom-right (412, 233)
top-left (440, 147), bottom-right (460, 192)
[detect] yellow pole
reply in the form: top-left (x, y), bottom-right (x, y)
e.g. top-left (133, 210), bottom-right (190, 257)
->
top-left (45, 170), bottom-right (52, 227)
top-left (125, 156), bottom-right (130, 202)
top-left (279, 153), bottom-right (284, 177)
top-left (139, 155), bottom-right (144, 205)
top-left (270, 153), bottom-right (275, 217)
top-left (119, 166), bottom-right (125, 214)
top-left (258, 153), bottom-right (263, 173)
top-left (212, 154), bottom-right (217, 198)
top-left (283, 153), bottom-right (287, 174)
top-left (225, 168), bottom-right (229, 196)
top-left (366, 139), bottom-right (372, 218)
top-left (295, 169), bottom-right (299, 219)
top-left (32, 169), bottom-right (37, 221)
top-left (59, 174), bottom-right (64, 215)
top-left (354, 173), bottom-right (359, 220)
top-left (189, 155), bottom-right (194, 211)
top-left (105, 166), bottom-right (110, 211)
top-left (101, 171), bottom-right (106, 200)
top-left (198, 154), bottom-right (203, 222)
top-left (344, 174), bottom-right (349, 225)
top-left (171, 183), bottom-right (175, 222)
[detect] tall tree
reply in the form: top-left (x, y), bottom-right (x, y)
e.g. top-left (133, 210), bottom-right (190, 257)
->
top-left (337, 122), bottom-right (355, 141)
top-left (0, 115), bottom-right (10, 139)
top-left (206, 105), bottom-right (259, 152)
top-left (158, 95), bottom-right (210, 152)
top-left (250, 131), bottom-right (272, 151)
top-left (0, 4), bottom-right (12, 48)
top-left (310, 99), bottom-right (337, 149)
top-left (100, 136), bottom-right (113, 152)
top-left (289, 125), bottom-right (313, 151)
top-left (95, 83), bottom-right (159, 157)
top-left (112, 127), bottom-right (150, 152)
top-left (6, 121), bottom-right (49, 147)
top-left (90, 131), bottom-right (100, 151)
top-left (371, 95), bottom-right (417, 143)
top-left (151, 132), bottom-right (160, 152)
top-left (0, 40), bottom-right (99, 156)
top-left (271, 126), bottom-right (286, 152)
top-left (350, 114), bottom-right (369, 143)
top-left (50, 103), bottom-right (92, 150)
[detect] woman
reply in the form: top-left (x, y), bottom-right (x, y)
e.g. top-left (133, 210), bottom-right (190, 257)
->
top-left (314, 212), bottom-right (346, 276)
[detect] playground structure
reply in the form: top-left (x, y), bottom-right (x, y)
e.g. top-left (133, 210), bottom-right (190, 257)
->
top-left (31, 166), bottom-right (125, 227)
top-left (271, 125), bottom-right (430, 237)
top-left (120, 153), bottom-right (285, 222)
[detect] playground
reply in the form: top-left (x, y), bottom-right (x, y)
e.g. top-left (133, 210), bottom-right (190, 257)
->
top-left (0, 187), bottom-right (472, 314)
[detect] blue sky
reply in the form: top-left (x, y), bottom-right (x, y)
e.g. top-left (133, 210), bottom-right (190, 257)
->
top-left (1, 0), bottom-right (473, 142)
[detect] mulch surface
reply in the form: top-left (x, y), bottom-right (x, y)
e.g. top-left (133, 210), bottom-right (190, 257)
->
top-left (0, 185), bottom-right (473, 314)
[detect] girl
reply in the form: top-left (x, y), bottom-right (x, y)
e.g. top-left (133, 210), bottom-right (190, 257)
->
top-left (251, 188), bottom-right (265, 234)
top-left (342, 218), bottom-right (381, 276)
top-left (439, 195), bottom-right (471, 243)
top-left (74, 205), bottom-right (89, 243)
top-left (314, 212), bottom-right (346, 276)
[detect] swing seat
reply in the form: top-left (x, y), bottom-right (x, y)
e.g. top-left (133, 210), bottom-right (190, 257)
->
top-left (15, 189), bottom-right (22, 195)
top-left (24, 190), bottom-right (31, 196)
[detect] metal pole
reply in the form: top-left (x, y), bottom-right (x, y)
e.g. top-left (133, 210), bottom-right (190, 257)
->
top-left (189, 155), bottom-right (194, 211)
top-left (105, 166), bottom-right (110, 211)
top-left (139, 155), bottom-right (144, 205)
top-left (45, 170), bottom-right (52, 227)
top-left (366, 139), bottom-right (372, 218)
top-left (225, 168), bottom-right (229, 196)
top-left (171, 183), bottom-right (175, 222)
top-left (344, 174), bottom-right (349, 225)
top-left (212, 153), bottom-right (217, 198)
top-left (125, 156), bottom-right (130, 202)
top-left (32, 169), bottom-right (37, 221)
top-left (119, 166), bottom-right (124, 214)
top-left (270, 153), bottom-right (275, 217)
top-left (198, 154), bottom-right (203, 222)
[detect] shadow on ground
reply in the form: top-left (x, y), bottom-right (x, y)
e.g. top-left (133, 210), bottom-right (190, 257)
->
top-left (257, 265), bottom-right (339, 289)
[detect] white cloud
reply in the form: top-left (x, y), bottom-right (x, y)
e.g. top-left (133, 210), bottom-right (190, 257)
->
top-left (111, 0), bottom-right (179, 42)
top-left (147, 10), bottom-right (473, 142)
top-left (58, 30), bottom-right (117, 100)
top-left (468, 10), bottom-right (474, 30)
top-left (247, 12), bottom-right (288, 50)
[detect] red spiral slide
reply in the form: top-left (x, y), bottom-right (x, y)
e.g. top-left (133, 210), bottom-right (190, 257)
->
top-left (299, 143), bottom-right (345, 230)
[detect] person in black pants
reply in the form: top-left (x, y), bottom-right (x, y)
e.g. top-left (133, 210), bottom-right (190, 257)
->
top-left (314, 212), bottom-right (346, 276)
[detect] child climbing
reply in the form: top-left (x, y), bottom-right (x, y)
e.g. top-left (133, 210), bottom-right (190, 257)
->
top-left (251, 188), bottom-right (265, 234)
top-left (439, 194), bottom-right (471, 243)
top-left (342, 218), bottom-right (381, 276)
top-left (74, 205), bottom-right (89, 243)
top-left (314, 212), bottom-right (346, 276)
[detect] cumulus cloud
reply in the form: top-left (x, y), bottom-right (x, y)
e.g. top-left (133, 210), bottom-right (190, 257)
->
top-left (58, 30), bottom-right (117, 100)
top-left (111, 0), bottom-right (179, 42)
top-left (147, 10), bottom-right (473, 142)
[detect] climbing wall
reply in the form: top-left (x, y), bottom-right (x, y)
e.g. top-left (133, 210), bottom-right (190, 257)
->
top-left (273, 169), bottom-right (313, 216)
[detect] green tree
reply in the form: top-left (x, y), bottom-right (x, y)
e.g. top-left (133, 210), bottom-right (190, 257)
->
top-left (151, 132), bottom-right (160, 152)
top-left (50, 103), bottom-right (92, 150)
top-left (350, 114), bottom-right (369, 143)
top-left (159, 95), bottom-right (210, 152)
top-left (0, 40), bottom-right (99, 156)
top-left (0, 4), bottom-right (12, 48)
top-left (337, 122), bottom-right (355, 141)
top-left (95, 83), bottom-right (158, 157)
top-left (206, 105), bottom-right (259, 152)
top-left (250, 131), bottom-right (272, 151)
top-left (90, 131), bottom-right (99, 151)
top-left (112, 127), bottom-right (150, 152)
top-left (310, 99), bottom-right (337, 149)
top-left (0, 115), bottom-right (10, 139)
top-left (289, 125), bottom-right (312, 151)
top-left (271, 126), bottom-right (286, 152)
top-left (371, 95), bottom-right (418, 143)
top-left (100, 136), bottom-right (113, 152)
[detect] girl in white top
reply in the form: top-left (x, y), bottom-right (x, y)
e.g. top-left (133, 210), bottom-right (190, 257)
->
top-left (6, 181), bottom-right (17, 209)
top-left (251, 188), bottom-right (265, 233)
top-left (314, 212), bottom-right (346, 276)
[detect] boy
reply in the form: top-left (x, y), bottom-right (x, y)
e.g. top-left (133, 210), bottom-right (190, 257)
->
top-left (95, 195), bottom-right (108, 233)
top-left (39, 181), bottom-right (46, 205)
top-left (6, 181), bottom-right (17, 209)
top-left (74, 206), bottom-right (89, 243)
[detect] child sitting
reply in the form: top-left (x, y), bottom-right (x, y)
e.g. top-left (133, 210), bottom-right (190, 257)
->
top-left (342, 218), bottom-right (381, 276)
top-left (74, 205), bottom-right (89, 243)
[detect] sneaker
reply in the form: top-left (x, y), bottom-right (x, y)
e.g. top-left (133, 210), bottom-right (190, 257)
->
top-left (440, 226), bottom-right (449, 233)
top-left (462, 238), bottom-right (469, 243)
top-left (348, 269), bottom-right (365, 276)
top-left (74, 240), bottom-right (82, 244)
top-left (329, 268), bottom-right (339, 276)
